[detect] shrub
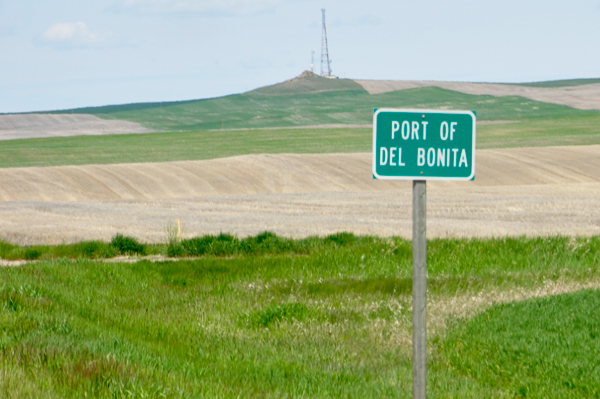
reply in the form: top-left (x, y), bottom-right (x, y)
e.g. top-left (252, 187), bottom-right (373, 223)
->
top-left (240, 232), bottom-right (293, 255)
top-left (181, 233), bottom-right (239, 257)
top-left (110, 234), bottom-right (146, 256)
top-left (23, 248), bottom-right (42, 260)
top-left (210, 234), bottom-right (238, 256)
top-left (0, 241), bottom-right (17, 258)
top-left (326, 232), bottom-right (356, 246)
top-left (167, 242), bottom-right (185, 257)
top-left (181, 236), bottom-right (215, 256)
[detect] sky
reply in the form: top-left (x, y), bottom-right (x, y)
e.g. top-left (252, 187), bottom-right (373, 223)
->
top-left (2, 0), bottom-right (600, 113)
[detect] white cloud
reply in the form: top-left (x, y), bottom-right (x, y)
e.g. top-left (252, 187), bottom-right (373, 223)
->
top-left (38, 22), bottom-right (120, 49)
top-left (112, 0), bottom-right (280, 16)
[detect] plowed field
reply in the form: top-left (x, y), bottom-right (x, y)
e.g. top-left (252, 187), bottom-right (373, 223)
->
top-left (1, 145), bottom-right (598, 244)
top-left (0, 114), bottom-right (153, 140)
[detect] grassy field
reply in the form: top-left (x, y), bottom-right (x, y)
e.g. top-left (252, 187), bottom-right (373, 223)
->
top-left (0, 127), bottom-right (368, 168)
top-left (46, 76), bottom-right (598, 131)
top-left (1, 234), bottom-right (599, 398)
top-left (476, 114), bottom-right (600, 149)
top-left (0, 234), bottom-right (160, 261)
top-left (442, 289), bottom-right (600, 397)
top-left (0, 75), bottom-right (594, 168)
top-left (2, 113), bottom-right (600, 168)
top-left (515, 77), bottom-right (600, 88)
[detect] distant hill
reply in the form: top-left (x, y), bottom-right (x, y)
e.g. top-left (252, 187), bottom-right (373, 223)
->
top-left (514, 77), bottom-right (600, 88)
top-left (249, 71), bottom-right (366, 95)
top-left (45, 73), bottom-right (598, 131)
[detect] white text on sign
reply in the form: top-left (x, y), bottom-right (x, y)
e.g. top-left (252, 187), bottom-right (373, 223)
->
top-left (380, 120), bottom-right (468, 167)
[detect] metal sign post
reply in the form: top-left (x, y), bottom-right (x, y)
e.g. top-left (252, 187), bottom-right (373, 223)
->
top-left (373, 109), bottom-right (476, 398)
top-left (412, 180), bottom-right (427, 398)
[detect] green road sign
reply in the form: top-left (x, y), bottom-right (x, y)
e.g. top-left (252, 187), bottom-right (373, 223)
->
top-left (373, 109), bottom-right (476, 180)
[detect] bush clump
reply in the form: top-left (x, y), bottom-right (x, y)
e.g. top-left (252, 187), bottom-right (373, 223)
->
top-left (326, 232), bottom-right (356, 246)
top-left (166, 241), bottom-right (185, 257)
top-left (178, 232), bottom-right (312, 257)
top-left (110, 234), bottom-right (146, 256)
top-left (240, 232), bottom-right (295, 255)
top-left (0, 231), bottom-right (368, 260)
top-left (181, 233), bottom-right (239, 257)
top-left (23, 248), bottom-right (42, 260)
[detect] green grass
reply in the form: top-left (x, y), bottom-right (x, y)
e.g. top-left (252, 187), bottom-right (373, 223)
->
top-left (477, 113), bottom-right (600, 149)
top-left (2, 113), bottom-right (600, 168)
top-left (514, 77), bottom-right (600, 88)
top-left (0, 235), bottom-right (599, 397)
top-left (0, 232), bottom-right (380, 261)
top-left (0, 235), bottom-right (155, 261)
top-left (441, 289), bottom-right (600, 397)
top-left (0, 127), bottom-right (370, 168)
top-left (87, 86), bottom-right (596, 131)
top-left (46, 76), bottom-right (597, 131)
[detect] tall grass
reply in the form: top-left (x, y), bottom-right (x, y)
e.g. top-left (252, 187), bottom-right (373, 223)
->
top-left (0, 234), bottom-right (151, 260)
top-left (0, 235), bottom-right (599, 397)
top-left (3, 234), bottom-right (598, 275)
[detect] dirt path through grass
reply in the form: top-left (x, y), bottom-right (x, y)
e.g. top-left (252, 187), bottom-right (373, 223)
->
top-left (429, 278), bottom-right (600, 335)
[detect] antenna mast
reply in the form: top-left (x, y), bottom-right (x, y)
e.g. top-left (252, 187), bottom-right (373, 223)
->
top-left (311, 50), bottom-right (315, 73)
top-left (320, 9), bottom-right (332, 77)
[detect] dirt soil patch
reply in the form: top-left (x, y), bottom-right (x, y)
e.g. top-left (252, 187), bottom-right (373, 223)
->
top-left (1, 183), bottom-right (599, 245)
top-left (1, 145), bottom-right (599, 202)
top-left (0, 145), bottom-right (599, 245)
top-left (0, 114), bottom-right (154, 141)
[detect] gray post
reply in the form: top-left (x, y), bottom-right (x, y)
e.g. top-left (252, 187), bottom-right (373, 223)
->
top-left (412, 180), bottom-right (427, 398)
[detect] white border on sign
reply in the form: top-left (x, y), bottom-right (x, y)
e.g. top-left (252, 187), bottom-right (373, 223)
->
top-left (372, 108), bottom-right (476, 181)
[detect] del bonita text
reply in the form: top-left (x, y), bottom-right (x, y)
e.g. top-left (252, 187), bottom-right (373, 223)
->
top-left (379, 120), bottom-right (469, 168)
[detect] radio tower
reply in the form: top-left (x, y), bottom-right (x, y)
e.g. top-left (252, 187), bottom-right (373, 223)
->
top-left (320, 9), bottom-right (333, 78)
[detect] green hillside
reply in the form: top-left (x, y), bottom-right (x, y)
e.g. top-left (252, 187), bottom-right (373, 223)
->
top-left (7, 73), bottom-right (593, 168)
top-left (515, 77), bottom-right (600, 88)
top-left (49, 75), bottom-right (598, 131)
top-left (4, 113), bottom-right (600, 168)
